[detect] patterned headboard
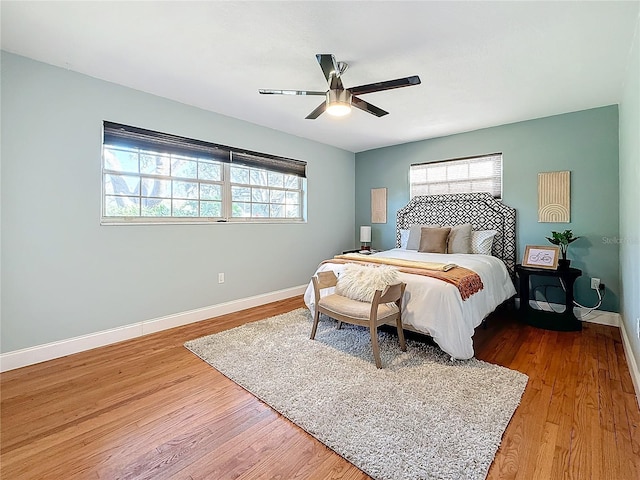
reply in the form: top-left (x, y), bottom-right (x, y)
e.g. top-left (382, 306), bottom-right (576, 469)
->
top-left (396, 193), bottom-right (517, 277)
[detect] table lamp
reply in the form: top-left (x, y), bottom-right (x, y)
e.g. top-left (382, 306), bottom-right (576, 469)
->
top-left (360, 226), bottom-right (372, 251)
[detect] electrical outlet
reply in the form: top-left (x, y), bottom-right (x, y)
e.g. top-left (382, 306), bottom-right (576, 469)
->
top-left (590, 277), bottom-right (601, 290)
top-left (637, 317), bottom-right (640, 340)
top-left (218, 272), bottom-right (225, 284)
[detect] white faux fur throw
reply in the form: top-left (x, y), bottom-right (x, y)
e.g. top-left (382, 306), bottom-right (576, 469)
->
top-left (335, 263), bottom-right (399, 302)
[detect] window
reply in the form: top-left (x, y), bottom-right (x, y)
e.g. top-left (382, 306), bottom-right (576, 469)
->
top-left (102, 122), bottom-right (306, 224)
top-left (409, 153), bottom-right (502, 199)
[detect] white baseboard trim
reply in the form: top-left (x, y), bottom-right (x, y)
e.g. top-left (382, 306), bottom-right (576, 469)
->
top-left (515, 298), bottom-right (620, 327)
top-left (619, 318), bottom-right (640, 409)
top-left (0, 285), bottom-right (307, 373)
top-left (575, 307), bottom-right (620, 327)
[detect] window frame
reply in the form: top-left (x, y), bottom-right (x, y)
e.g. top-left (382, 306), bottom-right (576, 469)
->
top-left (101, 122), bottom-right (307, 225)
top-left (409, 152), bottom-right (503, 199)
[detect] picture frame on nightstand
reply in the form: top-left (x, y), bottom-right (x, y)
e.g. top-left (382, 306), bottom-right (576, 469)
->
top-left (522, 245), bottom-right (560, 270)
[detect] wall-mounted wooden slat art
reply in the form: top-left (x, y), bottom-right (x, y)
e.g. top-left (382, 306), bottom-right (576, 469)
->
top-left (371, 188), bottom-right (387, 223)
top-left (538, 171), bottom-right (570, 222)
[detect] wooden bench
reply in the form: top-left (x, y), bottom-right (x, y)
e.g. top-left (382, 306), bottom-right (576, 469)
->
top-left (310, 270), bottom-right (406, 368)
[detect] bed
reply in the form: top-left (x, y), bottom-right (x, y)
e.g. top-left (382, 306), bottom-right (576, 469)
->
top-left (303, 193), bottom-right (517, 360)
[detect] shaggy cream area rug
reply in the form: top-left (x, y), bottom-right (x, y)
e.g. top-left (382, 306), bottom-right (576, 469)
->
top-left (185, 308), bottom-right (528, 480)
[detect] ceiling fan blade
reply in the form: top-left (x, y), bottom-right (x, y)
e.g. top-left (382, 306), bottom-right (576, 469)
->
top-left (305, 101), bottom-right (327, 119)
top-left (348, 75), bottom-right (421, 96)
top-left (316, 54), bottom-right (339, 84)
top-left (351, 96), bottom-right (389, 117)
top-left (259, 89), bottom-right (326, 96)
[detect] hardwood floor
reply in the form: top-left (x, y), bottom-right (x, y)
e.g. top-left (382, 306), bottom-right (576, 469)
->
top-left (1, 297), bottom-right (639, 479)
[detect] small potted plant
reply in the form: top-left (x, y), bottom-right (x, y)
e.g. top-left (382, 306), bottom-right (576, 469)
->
top-left (546, 229), bottom-right (580, 268)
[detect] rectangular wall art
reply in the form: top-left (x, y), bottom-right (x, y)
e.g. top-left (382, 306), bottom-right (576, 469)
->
top-left (538, 171), bottom-right (570, 223)
top-left (371, 188), bottom-right (387, 223)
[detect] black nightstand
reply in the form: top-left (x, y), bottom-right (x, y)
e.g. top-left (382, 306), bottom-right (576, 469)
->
top-left (516, 264), bottom-right (582, 331)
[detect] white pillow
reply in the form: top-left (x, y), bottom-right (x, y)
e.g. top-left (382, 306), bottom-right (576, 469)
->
top-left (471, 230), bottom-right (497, 255)
top-left (399, 229), bottom-right (410, 249)
top-left (336, 264), bottom-right (399, 302)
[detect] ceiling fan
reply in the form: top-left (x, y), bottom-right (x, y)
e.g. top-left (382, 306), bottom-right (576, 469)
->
top-left (259, 54), bottom-right (421, 119)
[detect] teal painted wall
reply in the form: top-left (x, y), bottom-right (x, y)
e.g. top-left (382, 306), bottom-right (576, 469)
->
top-left (0, 52), bottom-right (355, 352)
top-left (619, 15), bottom-right (640, 371)
top-left (355, 106), bottom-right (620, 312)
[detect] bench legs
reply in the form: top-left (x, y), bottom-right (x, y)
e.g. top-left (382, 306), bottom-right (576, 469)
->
top-left (369, 324), bottom-right (382, 369)
top-left (311, 310), bottom-right (406, 369)
top-left (396, 316), bottom-right (407, 352)
top-left (310, 309), bottom-right (320, 340)
top-left (370, 317), bottom-right (406, 369)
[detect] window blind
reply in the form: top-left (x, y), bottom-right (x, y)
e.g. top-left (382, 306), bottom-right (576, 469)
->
top-left (103, 121), bottom-right (230, 163)
top-left (410, 153), bottom-right (502, 198)
top-left (232, 150), bottom-right (307, 178)
top-left (103, 121), bottom-right (306, 178)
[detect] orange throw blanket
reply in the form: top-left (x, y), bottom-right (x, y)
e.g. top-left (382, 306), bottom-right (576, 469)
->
top-left (323, 254), bottom-right (484, 300)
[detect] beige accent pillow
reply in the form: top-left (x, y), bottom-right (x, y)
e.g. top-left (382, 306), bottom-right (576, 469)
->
top-left (418, 227), bottom-right (452, 254)
top-left (406, 224), bottom-right (440, 250)
top-left (446, 224), bottom-right (473, 254)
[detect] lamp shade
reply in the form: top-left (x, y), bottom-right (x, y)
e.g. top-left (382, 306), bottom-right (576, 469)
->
top-left (360, 226), bottom-right (372, 243)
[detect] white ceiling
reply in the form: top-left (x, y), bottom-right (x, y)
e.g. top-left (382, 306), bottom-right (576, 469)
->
top-left (1, 1), bottom-right (638, 153)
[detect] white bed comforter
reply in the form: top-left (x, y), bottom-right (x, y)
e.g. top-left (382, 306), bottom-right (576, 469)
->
top-left (303, 248), bottom-right (516, 360)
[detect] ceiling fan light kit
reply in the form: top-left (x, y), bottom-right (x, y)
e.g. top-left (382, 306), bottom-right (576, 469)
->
top-left (259, 54), bottom-right (421, 120)
top-left (326, 89), bottom-right (352, 116)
